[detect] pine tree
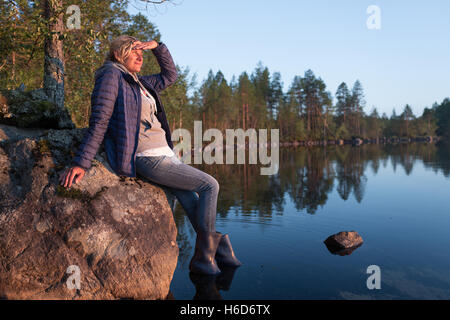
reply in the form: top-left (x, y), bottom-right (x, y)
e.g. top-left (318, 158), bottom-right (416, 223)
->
top-left (289, 70), bottom-right (331, 139)
top-left (335, 82), bottom-right (351, 125)
top-left (350, 80), bottom-right (366, 137)
top-left (401, 104), bottom-right (415, 137)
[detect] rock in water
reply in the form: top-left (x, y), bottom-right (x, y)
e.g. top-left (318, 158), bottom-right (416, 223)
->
top-left (324, 231), bottom-right (363, 255)
top-left (0, 129), bottom-right (178, 299)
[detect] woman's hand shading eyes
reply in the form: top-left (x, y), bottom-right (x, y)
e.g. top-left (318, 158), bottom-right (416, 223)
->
top-left (132, 40), bottom-right (158, 51)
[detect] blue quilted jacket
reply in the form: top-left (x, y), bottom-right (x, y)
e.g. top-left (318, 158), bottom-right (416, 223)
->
top-left (71, 42), bottom-right (178, 177)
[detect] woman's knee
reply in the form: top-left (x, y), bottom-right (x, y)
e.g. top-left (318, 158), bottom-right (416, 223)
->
top-left (198, 174), bottom-right (219, 194)
top-left (207, 175), bottom-right (220, 193)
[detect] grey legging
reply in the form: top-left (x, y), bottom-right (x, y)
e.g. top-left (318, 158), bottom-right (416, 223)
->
top-left (135, 155), bottom-right (219, 233)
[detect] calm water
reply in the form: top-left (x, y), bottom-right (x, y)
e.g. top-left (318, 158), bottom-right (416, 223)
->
top-left (169, 142), bottom-right (450, 300)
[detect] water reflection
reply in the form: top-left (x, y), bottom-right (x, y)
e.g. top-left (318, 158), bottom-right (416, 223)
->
top-left (170, 141), bottom-right (450, 299)
top-left (189, 266), bottom-right (239, 300)
top-left (192, 141), bottom-right (449, 218)
top-left (324, 242), bottom-right (363, 256)
top-left (339, 266), bottom-right (450, 299)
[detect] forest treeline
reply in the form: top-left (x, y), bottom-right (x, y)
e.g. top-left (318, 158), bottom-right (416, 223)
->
top-left (1, 0), bottom-right (449, 142)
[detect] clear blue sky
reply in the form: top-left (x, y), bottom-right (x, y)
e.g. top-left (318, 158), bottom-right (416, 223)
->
top-left (127, 0), bottom-right (450, 117)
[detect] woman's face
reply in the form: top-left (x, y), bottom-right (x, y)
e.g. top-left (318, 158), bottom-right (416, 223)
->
top-left (123, 47), bottom-right (143, 73)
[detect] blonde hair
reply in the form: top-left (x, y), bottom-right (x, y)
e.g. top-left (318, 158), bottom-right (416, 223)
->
top-left (106, 35), bottom-right (139, 64)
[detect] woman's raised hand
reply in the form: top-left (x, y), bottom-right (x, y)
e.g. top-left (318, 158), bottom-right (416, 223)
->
top-left (132, 40), bottom-right (158, 51)
top-left (59, 166), bottom-right (86, 188)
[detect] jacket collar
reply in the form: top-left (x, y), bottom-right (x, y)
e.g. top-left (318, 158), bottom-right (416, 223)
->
top-left (96, 60), bottom-right (139, 83)
top-left (110, 61), bottom-right (140, 83)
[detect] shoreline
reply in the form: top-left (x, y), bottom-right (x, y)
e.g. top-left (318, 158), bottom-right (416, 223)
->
top-left (278, 136), bottom-right (439, 147)
top-left (183, 136), bottom-right (440, 152)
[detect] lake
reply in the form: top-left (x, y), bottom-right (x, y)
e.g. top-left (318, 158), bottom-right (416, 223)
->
top-left (168, 142), bottom-right (450, 300)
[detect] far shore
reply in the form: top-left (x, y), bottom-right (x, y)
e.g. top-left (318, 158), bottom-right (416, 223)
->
top-left (180, 136), bottom-right (441, 153)
top-left (278, 136), bottom-right (439, 147)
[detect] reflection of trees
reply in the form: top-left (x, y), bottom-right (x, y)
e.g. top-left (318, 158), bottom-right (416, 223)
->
top-left (365, 144), bottom-right (385, 175)
top-left (435, 142), bottom-right (450, 177)
top-left (335, 146), bottom-right (367, 203)
top-left (193, 156), bottom-right (286, 221)
top-left (386, 144), bottom-right (416, 176)
top-left (287, 148), bottom-right (334, 214)
top-left (170, 142), bottom-right (448, 229)
top-left (422, 141), bottom-right (450, 177)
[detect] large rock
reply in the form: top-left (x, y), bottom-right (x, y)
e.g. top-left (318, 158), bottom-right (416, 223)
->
top-left (0, 88), bottom-right (74, 129)
top-left (0, 129), bottom-right (179, 299)
top-left (324, 231), bottom-right (363, 256)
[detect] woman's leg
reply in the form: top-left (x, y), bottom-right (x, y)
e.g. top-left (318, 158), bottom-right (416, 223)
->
top-left (166, 187), bottom-right (202, 233)
top-left (136, 155), bottom-right (223, 275)
top-left (135, 155), bottom-right (219, 233)
top-left (136, 155), bottom-right (241, 273)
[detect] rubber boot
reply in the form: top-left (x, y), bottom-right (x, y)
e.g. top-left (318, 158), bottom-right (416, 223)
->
top-left (189, 231), bottom-right (222, 275)
top-left (215, 232), bottom-right (243, 267)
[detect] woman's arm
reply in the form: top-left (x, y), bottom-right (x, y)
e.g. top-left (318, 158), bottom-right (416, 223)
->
top-left (138, 41), bottom-right (178, 92)
top-left (70, 67), bottom-right (120, 171)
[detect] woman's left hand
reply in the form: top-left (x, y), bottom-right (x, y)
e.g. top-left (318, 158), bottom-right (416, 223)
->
top-left (132, 40), bottom-right (158, 50)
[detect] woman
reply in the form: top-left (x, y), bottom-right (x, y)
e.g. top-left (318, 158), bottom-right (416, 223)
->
top-left (59, 35), bottom-right (242, 275)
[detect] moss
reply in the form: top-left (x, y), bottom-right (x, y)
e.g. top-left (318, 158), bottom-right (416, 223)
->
top-left (56, 185), bottom-right (92, 203)
top-left (56, 185), bottom-right (108, 204)
top-left (92, 186), bottom-right (108, 201)
top-left (38, 139), bottom-right (51, 155)
top-left (36, 100), bottom-right (56, 113)
top-left (91, 159), bottom-right (100, 167)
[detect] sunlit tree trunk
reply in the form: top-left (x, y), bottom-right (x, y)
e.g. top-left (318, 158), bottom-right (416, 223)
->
top-left (43, 0), bottom-right (65, 109)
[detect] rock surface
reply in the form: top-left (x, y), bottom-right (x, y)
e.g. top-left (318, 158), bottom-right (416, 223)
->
top-left (0, 128), bottom-right (179, 299)
top-left (324, 231), bottom-right (363, 255)
top-left (0, 88), bottom-right (74, 129)
top-left (0, 123), bottom-right (48, 144)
